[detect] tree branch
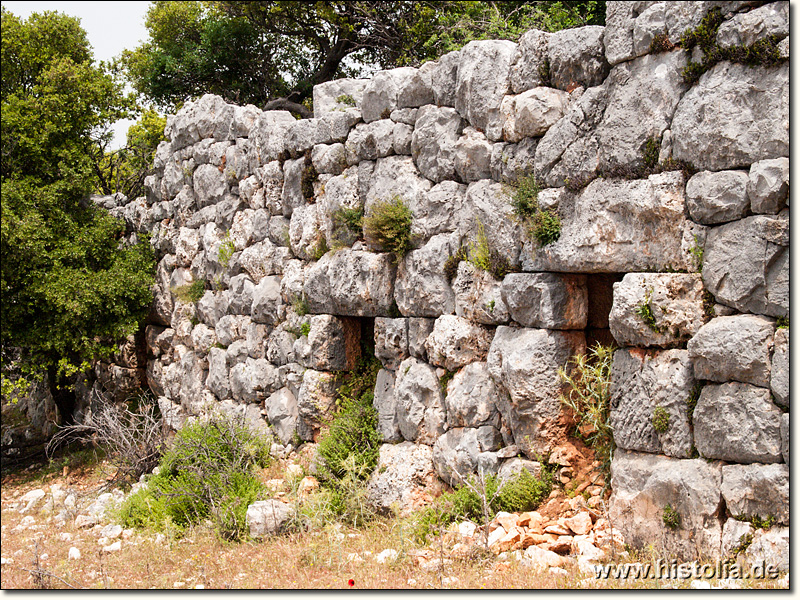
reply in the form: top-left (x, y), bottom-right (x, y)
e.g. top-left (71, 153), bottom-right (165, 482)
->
top-left (262, 97), bottom-right (313, 119)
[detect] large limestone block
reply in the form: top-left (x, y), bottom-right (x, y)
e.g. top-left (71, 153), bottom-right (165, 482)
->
top-left (373, 368), bottom-right (401, 442)
top-left (547, 26), bottom-right (609, 91)
top-left (608, 449), bottom-right (724, 561)
top-left (693, 382), bottom-right (783, 464)
top-left (312, 78), bottom-right (368, 118)
top-left (490, 137), bottom-right (538, 184)
top-left (425, 315), bottom-right (494, 371)
top-left (510, 29), bottom-right (551, 93)
top-left (430, 50), bottom-right (460, 107)
top-left (229, 358), bottom-right (280, 403)
top-left (455, 40), bottom-right (518, 141)
top-left (444, 362), bottom-right (501, 429)
top-left (602, 1), bottom-right (637, 66)
top-left (522, 172), bottom-right (698, 273)
top-left (721, 463), bottom-right (789, 525)
top-left (609, 273), bottom-right (707, 348)
top-left (297, 369), bottom-right (341, 441)
top-left (770, 328), bottom-right (788, 408)
top-left (394, 234), bottom-right (456, 317)
top-left (744, 527), bottom-right (789, 574)
top-left (410, 106), bottom-right (465, 183)
top-left (687, 315), bottom-right (775, 388)
top-left (702, 215), bottom-right (788, 317)
top-left (304, 250), bottom-right (397, 317)
top-left (595, 51), bottom-right (688, 171)
top-left (685, 170), bottom-right (750, 225)
top-left (672, 62), bottom-right (788, 171)
top-left (317, 166), bottom-right (361, 248)
top-left (452, 261), bottom-right (509, 326)
top-left (265, 387), bottom-right (298, 445)
top-left (165, 94), bottom-right (236, 149)
top-left (502, 272), bottom-right (587, 330)
top-left (460, 179), bottom-right (524, 270)
top-left (501, 87), bottom-right (570, 142)
top-left (394, 357), bottom-right (446, 445)
top-left (408, 317), bottom-right (435, 361)
top-left (294, 315), bottom-right (351, 371)
top-left (366, 442), bottom-right (442, 515)
top-left (193, 164), bottom-right (228, 208)
top-left (432, 427), bottom-right (502, 487)
top-left (345, 120), bottom-right (396, 164)
top-left (487, 326), bottom-right (585, 457)
top-left (409, 181), bottom-right (464, 244)
top-left (289, 204), bottom-right (325, 262)
top-left (311, 143), bottom-right (347, 176)
top-left (374, 318), bottom-right (409, 371)
top-left (280, 157), bottom-right (307, 218)
top-left (716, 1), bottom-right (789, 49)
top-left (364, 156), bottom-right (432, 217)
top-left (748, 158), bottom-right (789, 215)
top-left (609, 349), bottom-right (695, 458)
top-left (251, 110), bottom-right (296, 163)
top-left (361, 67), bottom-right (433, 123)
top-left (453, 128), bottom-right (492, 183)
top-left (227, 274), bottom-right (255, 315)
top-left (240, 242), bottom-right (291, 284)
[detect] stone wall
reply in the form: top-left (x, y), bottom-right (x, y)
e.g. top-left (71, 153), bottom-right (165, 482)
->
top-left (107, 1), bottom-right (788, 563)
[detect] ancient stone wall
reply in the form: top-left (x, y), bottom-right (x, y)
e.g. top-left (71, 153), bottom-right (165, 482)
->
top-left (106, 1), bottom-right (788, 564)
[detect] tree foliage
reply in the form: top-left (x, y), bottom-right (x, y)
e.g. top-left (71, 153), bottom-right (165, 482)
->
top-left (1, 8), bottom-right (156, 421)
top-left (122, 1), bottom-right (604, 115)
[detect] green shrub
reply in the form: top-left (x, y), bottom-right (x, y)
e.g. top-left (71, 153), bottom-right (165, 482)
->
top-left (312, 233), bottom-right (329, 260)
top-left (776, 316), bottom-right (789, 329)
top-left (662, 504), bottom-right (681, 529)
top-left (508, 174), bottom-right (561, 248)
top-left (444, 246), bottom-right (468, 283)
top-left (651, 406), bottom-right (670, 433)
top-left (439, 369), bottom-right (456, 394)
top-left (559, 344), bottom-right (616, 481)
top-left (413, 468), bottom-right (553, 544)
top-left (635, 290), bottom-right (663, 333)
top-left (510, 174), bottom-right (541, 220)
top-left (335, 94), bottom-right (356, 107)
top-left (643, 136), bottom-right (660, 169)
top-left (172, 279), bottom-right (206, 303)
top-left (331, 206), bottom-right (364, 247)
top-left (467, 220), bottom-right (513, 280)
top-left (218, 232), bottom-right (236, 267)
top-left (292, 294), bottom-right (310, 316)
top-left (363, 196), bottom-right (413, 261)
top-left (528, 209), bottom-right (561, 247)
top-left (648, 32), bottom-right (675, 54)
top-left (301, 160), bottom-right (318, 202)
top-left (299, 322), bottom-right (311, 337)
top-left (116, 414), bottom-right (271, 541)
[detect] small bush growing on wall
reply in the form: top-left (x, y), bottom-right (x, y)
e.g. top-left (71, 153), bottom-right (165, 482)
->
top-left (508, 174), bottom-right (561, 248)
top-left (662, 504), bottom-right (681, 529)
top-left (363, 196), bottom-right (413, 261)
top-left (218, 232), bottom-right (236, 267)
top-left (172, 279), bottom-right (206, 303)
top-left (651, 405), bottom-right (670, 433)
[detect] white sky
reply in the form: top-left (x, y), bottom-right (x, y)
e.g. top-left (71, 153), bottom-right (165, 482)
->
top-left (2, 1), bottom-right (152, 148)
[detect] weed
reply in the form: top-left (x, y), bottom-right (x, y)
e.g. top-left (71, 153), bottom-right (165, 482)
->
top-left (509, 174), bottom-right (541, 220)
top-left (648, 32), bottom-right (675, 53)
top-left (662, 504), bottom-right (681, 529)
top-left (292, 294), bottom-right (310, 316)
top-left (736, 514), bottom-right (776, 530)
top-left (702, 290), bottom-right (716, 319)
top-left (776, 316), bottom-right (789, 329)
top-left (559, 343), bottom-right (616, 483)
top-left (301, 161), bottom-right (318, 202)
top-left (172, 279), bottom-right (206, 304)
top-left (363, 196), bottom-right (413, 261)
top-left (679, 8), bottom-right (785, 85)
top-left (218, 232), bottom-right (236, 267)
top-left (444, 246), bottom-right (468, 283)
top-left (685, 383), bottom-right (703, 419)
top-left (730, 532), bottom-right (753, 556)
top-left (331, 206), bottom-right (364, 247)
top-left (651, 406), bottom-right (670, 433)
top-left (528, 209), bottom-right (561, 247)
top-left (689, 235), bottom-right (704, 271)
top-left (487, 299), bottom-right (496, 313)
top-left (299, 322), bottom-right (311, 337)
top-left (467, 220), bottom-right (513, 280)
top-left (312, 233), bottom-right (329, 260)
top-left (336, 94), bottom-right (357, 107)
top-left (380, 108), bottom-right (391, 120)
top-left (116, 413), bottom-right (272, 541)
top-left (643, 136), bottom-right (660, 169)
top-left (636, 290), bottom-right (663, 334)
top-left (439, 369), bottom-right (456, 395)
top-left (413, 468), bottom-right (553, 544)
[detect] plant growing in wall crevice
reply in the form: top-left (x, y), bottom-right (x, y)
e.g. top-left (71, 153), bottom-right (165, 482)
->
top-left (363, 196), bottom-right (413, 262)
top-left (507, 174), bottom-right (561, 248)
top-left (218, 232), bottom-right (236, 267)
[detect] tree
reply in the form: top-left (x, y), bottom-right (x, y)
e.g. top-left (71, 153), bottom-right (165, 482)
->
top-left (122, 1), bottom-right (604, 116)
top-left (1, 8), bottom-right (156, 423)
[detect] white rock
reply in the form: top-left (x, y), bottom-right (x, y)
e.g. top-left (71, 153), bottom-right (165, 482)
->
top-left (102, 541), bottom-right (122, 553)
top-left (68, 547), bottom-right (81, 561)
top-left (375, 549), bottom-right (399, 564)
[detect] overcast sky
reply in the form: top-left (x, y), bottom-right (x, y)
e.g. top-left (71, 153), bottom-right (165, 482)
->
top-left (2, 1), bottom-right (152, 147)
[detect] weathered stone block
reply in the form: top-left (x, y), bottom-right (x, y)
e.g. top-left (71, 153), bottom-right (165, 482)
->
top-left (453, 127), bottom-right (492, 183)
top-left (366, 442), bottom-right (442, 515)
top-left (502, 273), bottom-right (587, 330)
top-left (247, 500), bottom-right (295, 538)
top-left (374, 318), bottom-right (409, 371)
top-left (373, 368), bottom-right (401, 443)
top-left (410, 105), bottom-right (464, 183)
top-left (312, 78), bottom-right (368, 118)
top-left (408, 317), bottom-right (435, 361)
top-left (547, 26), bottom-right (609, 91)
top-left (394, 234), bottom-right (456, 317)
top-left (608, 449), bottom-right (724, 562)
top-left (687, 315), bottom-right (775, 388)
top-left (487, 326), bottom-right (585, 457)
top-left (297, 369), bottom-right (340, 442)
top-left (693, 382), bottom-right (783, 464)
top-left (444, 362), bottom-right (501, 429)
top-left (265, 387), bottom-right (298, 445)
top-left (510, 29), bottom-right (551, 93)
top-left (748, 157), bottom-right (789, 215)
top-left (610, 349), bottom-right (695, 458)
top-left (394, 357), bottom-right (446, 445)
top-left (721, 463), bottom-right (789, 525)
top-left (294, 315), bottom-right (352, 371)
top-left (702, 215), bottom-right (788, 318)
top-left (716, 1), bottom-right (788, 49)
top-left (609, 273), bottom-right (706, 348)
top-left (685, 170), bottom-right (750, 225)
top-left (501, 87), bottom-right (570, 142)
top-left (452, 261), bottom-right (509, 326)
top-left (672, 62), bottom-right (788, 171)
top-left (771, 328), bottom-right (788, 408)
top-left (425, 315), bottom-right (494, 371)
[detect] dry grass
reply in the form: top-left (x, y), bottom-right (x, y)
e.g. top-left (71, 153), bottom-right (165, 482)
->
top-left (0, 455), bottom-right (788, 590)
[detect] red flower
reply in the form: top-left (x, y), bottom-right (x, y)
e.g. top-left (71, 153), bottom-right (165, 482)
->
top-left (348, 579), bottom-right (355, 588)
